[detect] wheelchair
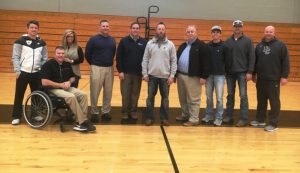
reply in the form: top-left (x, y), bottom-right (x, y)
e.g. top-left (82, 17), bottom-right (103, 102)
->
top-left (22, 89), bottom-right (74, 132)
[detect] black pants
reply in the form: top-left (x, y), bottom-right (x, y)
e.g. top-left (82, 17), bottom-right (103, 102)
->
top-left (256, 79), bottom-right (280, 127)
top-left (12, 71), bottom-right (41, 119)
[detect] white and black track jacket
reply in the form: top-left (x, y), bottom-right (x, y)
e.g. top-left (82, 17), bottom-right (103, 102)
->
top-left (12, 34), bottom-right (48, 73)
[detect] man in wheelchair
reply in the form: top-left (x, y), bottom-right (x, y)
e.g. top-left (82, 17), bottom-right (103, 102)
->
top-left (40, 46), bottom-right (96, 132)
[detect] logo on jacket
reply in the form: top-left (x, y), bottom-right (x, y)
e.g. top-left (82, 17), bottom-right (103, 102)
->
top-left (26, 40), bottom-right (32, 45)
top-left (263, 46), bottom-right (271, 55)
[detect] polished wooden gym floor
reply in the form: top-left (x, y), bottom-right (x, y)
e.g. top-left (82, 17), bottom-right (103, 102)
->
top-left (1, 73), bottom-right (300, 173)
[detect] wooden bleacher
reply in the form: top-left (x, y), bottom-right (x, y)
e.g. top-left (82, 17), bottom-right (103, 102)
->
top-left (0, 10), bottom-right (299, 81)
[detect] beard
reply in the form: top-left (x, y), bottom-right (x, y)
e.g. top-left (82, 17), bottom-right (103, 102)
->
top-left (131, 34), bottom-right (139, 41)
top-left (156, 33), bottom-right (166, 42)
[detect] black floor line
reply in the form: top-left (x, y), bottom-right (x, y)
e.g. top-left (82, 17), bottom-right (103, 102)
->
top-left (160, 125), bottom-right (180, 173)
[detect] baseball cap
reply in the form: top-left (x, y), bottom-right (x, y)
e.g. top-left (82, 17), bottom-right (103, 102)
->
top-left (233, 20), bottom-right (243, 27)
top-left (211, 25), bottom-right (222, 32)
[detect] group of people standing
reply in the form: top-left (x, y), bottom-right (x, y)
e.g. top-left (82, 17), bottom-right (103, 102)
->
top-left (11, 19), bottom-right (290, 133)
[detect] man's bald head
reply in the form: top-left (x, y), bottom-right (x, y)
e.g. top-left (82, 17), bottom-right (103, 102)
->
top-left (264, 26), bottom-right (276, 42)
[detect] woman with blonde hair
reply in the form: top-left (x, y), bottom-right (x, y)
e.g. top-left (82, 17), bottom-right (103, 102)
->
top-left (61, 29), bottom-right (84, 88)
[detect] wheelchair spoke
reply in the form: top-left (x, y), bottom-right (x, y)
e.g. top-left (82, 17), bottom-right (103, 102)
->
top-left (23, 91), bottom-right (53, 129)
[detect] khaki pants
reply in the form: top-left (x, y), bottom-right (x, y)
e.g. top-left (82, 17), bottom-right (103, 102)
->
top-left (50, 87), bottom-right (88, 124)
top-left (90, 65), bottom-right (114, 115)
top-left (177, 73), bottom-right (202, 123)
top-left (120, 73), bottom-right (142, 113)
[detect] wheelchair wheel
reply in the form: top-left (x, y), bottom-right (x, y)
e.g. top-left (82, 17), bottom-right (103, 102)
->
top-left (23, 91), bottom-right (53, 129)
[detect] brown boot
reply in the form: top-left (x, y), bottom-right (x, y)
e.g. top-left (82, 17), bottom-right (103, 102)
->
top-left (183, 121), bottom-right (198, 127)
top-left (161, 119), bottom-right (170, 126)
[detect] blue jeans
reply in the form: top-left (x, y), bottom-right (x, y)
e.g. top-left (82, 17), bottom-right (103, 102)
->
top-left (146, 76), bottom-right (169, 120)
top-left (205, 75), bottom-right (225, 119)
top-left (226, 72), bottom-right (249, 121)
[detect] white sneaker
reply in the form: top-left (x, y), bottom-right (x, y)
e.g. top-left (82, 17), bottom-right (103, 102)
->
top-left (33, 115), bottom-right (43, 121)
top-left (12, 119), bottom-right (20, 125)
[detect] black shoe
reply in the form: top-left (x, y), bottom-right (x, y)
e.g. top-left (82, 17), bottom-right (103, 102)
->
top-left (223, 117), bottom-right (234, 125)
top-left (102, 113), bottom-right (112, 121)
top-left (130, 111), bottom-right (138, 120)
top-left (122, 114), bottom-right (129, 120)
top-left (91, 114), bottom-right (99, 123)
top-left (175, 116), bottom-right (189, 122)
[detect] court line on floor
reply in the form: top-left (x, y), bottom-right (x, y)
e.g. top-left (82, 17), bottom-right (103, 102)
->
top-left (160, 125), bottom-right (179, 173)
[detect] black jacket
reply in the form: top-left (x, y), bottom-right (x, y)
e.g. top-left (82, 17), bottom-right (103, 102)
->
top-left (254, 37), bottom-right (290, 80)
top-left (207, 40), bottom-right (231, 75)
top-left (116, 35), bottom-right (147, 75)
top-left (177, 38), bottom-right (210, 78)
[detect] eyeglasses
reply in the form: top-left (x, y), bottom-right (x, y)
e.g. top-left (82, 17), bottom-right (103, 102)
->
top-left (132, 27), bottom-right (140, 30)
top-left (67, 35), bottom-right (74, 38)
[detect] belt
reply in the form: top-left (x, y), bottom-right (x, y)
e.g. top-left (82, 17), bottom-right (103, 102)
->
top-left (177, 71), bottom-right (188, 75)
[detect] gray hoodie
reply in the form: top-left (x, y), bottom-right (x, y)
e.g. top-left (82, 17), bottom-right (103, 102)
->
top-left (142, 37), bottom-right (177, 78)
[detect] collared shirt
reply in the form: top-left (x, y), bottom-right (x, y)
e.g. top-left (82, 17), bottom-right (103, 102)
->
top-left (177, 41), bottom-right (194, 73)
top-left (129, 34), bottom-right (139, 42)
top-left (41, 59), bottom-right (75, 83)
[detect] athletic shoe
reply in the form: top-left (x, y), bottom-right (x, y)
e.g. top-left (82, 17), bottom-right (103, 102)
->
top-left (12, 118), bottom-right (20, 125)
top-left (264, 125), bottom-right (278, 132)
top-left (201, 116), bottom-right (213, 123)
top-left (33, 115), bottom-right (43, 121)
top-left (250, 120), bottom-right (266, 127)
top-left (214, 118), bottom-right (223, 126)
top-left (74, 120), bottom-right (96, 132)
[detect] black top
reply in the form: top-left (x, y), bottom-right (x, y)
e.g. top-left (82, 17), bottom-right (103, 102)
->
top-left (14, 35), bottom-right (46, 49)
top-left (116, 35), bottom-right (147, 75)
top-left (207, 40), bottom-right (231, 75)
top-left (254, 38), bottom-right (290, 80)
top-left (225, 34), bottom-right (255, 73)
top-left (177, 38), bottom-right (210, 78)
top-left (41, 59), bottom-right (75, 83)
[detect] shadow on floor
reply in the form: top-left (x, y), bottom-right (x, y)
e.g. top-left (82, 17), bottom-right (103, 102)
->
top-left (1, 105), bottom-right (299, 128)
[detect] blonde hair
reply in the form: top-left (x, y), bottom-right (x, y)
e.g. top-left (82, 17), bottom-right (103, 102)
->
top-left (61, 29), bottom-right (78, 48)
top-left (186, 25), bottom-right (197, 32)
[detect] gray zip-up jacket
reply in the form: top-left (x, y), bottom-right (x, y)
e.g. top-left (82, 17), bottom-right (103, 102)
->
top-left (225, 34), bottom-right (255, 73)
top-left (142, 37), bottom-right (177, 78)
top-left (12, 34), bottom-right (48, 73)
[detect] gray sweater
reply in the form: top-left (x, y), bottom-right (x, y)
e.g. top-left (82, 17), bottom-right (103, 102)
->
top-left (225, 34), bottom-right (255, 73)
top-left (142, 37), bottom-right (177, 78)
